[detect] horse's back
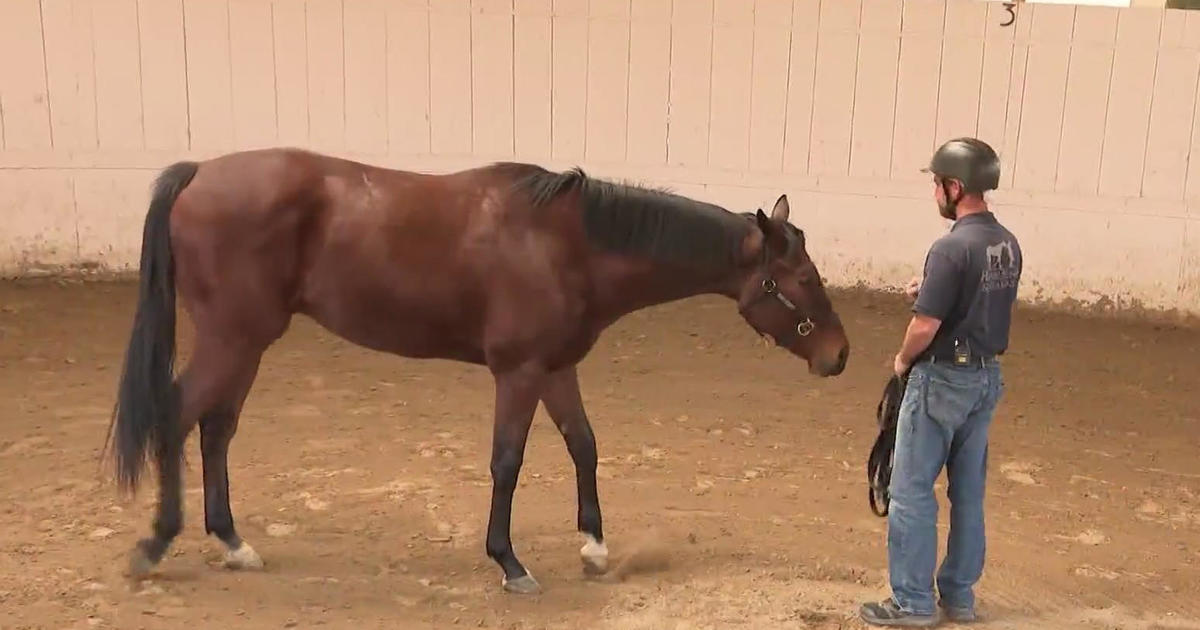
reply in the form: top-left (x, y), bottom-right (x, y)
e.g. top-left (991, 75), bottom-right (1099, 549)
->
top-left (165, 148), bottom-right (589, 363)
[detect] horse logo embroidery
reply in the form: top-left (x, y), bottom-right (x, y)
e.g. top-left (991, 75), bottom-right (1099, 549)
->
top-left (982, 239), bottom-right (1019, 292)
top-left (985, 240), bottom-right (1015, 270)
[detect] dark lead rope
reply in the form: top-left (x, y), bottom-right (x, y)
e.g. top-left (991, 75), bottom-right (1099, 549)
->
top-left (868, 371), bottom-right (908, 517)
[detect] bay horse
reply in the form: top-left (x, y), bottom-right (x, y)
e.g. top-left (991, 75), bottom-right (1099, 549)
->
top-left (105, 147), bottom-right (850, 594)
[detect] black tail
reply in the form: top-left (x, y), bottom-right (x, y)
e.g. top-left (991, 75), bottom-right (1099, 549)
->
top-left (104, 161), bottom-right (199, 494)
top-left (867, 372), bottom-right (907, 517)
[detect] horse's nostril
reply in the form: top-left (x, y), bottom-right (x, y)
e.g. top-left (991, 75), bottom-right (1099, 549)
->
top-left (829, 345), bottom-right (849, 374)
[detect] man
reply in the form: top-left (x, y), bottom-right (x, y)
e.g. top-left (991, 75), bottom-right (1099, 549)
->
top-left (859, 137), bottom-right (1023, 627)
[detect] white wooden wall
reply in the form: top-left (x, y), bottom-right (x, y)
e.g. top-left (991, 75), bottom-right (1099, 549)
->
top-left (1, 0), bottom-right (1198, 314)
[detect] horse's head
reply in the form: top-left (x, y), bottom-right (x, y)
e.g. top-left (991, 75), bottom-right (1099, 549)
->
top-left (735, 195), bottom-right (849, 377)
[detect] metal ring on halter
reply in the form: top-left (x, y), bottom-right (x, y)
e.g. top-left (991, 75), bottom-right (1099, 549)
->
top-left (757, 276), bottom-right (815, 338)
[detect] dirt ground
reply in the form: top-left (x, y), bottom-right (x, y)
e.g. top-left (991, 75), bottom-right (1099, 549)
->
top-left (1, 279), bottom-right (1198, 630)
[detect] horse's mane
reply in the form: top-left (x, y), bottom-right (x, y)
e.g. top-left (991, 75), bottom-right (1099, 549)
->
top-left (496, 163), bottom-right (752, 271)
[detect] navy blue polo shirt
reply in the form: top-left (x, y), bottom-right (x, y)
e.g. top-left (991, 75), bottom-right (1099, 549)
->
top-left (913, 211), bottom-right (1023, 360)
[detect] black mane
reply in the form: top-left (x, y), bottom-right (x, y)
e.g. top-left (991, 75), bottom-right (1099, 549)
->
top-left (500, 163), bottom-right (753, 271)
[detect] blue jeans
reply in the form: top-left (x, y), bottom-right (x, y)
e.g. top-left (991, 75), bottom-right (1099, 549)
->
top-left (887, 358), bottom-right (1004, 615)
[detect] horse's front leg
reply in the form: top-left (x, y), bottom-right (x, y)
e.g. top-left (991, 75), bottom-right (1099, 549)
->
top-left (485, 364), bottom-right (545, 594)
top-left (541, 365), bottom-right (607, 576)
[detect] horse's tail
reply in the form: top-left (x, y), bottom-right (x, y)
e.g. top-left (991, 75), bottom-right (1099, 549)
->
top-left (104, 161), bottom-right (199, 494)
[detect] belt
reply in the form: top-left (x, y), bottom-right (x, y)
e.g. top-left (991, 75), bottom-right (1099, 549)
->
top-left (925, 352), bottom-right (996, 368)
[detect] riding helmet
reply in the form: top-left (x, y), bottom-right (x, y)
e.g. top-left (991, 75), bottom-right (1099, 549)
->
top-left (921, 137), bottom-right (1001, 193)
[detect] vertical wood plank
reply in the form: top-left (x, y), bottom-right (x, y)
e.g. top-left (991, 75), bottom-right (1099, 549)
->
top-left (138, 0), bottom-right (188, 150)
top-left (782, 0), bottom-right (819, 174)
top-left (748, 0), bottom-right (792, 173)
top-left (42, 0), bottom-right (100, 150)
top-left (1055, 6), bottom-right (1116, 195)
top-left (1098, 8), bottom-right (1161, 198)
top-left (387, 0), bottom-right (431, 155)
top-left (92, 0), bottom-right (144, 149)
top-left (1142, 9), bottom-right (1199, 200)
top-left (344, 0), bottom-right (388, 154)
top-left (551, 0), bottom-right (588, 160)
top-left (0, 0), bottom-right (53, 148)
top-left (891, 0), bottom-right (944, 180)
top-left (849, 0), bottom-right (901, 179)
top-left (1013, 4), bottom-right (1074, 192)
top-left (472, 0), bottom-right (515, 158)
top-left (184, 0), bottom-right (234, 151)
top-left (306, 0), bottom-right (345, 152)
top-left (429, 0), bottom-right (472, 154)
top-left (625, 0), bottom-right (670, 165)
top-left (808, 0), bottom-right (859, 177)
top-left (999, 4), bottom-right (1034, 190)
top-left (513, 0), bottom-right (552, 161)
top-left (976, 2), bottom-right (1014, 161)
top-left (273, 0), bottom-right (308, 147)
top-left (666, 0), bottom-right (712, 167)
top-left (934, 0), bottom-right (986, 143)
top-left (229, 0), bottom-right (277, 149)
top-left (584, 0), bottom-right (630, 164)
top-left (1188, 58), bottom-right (1200, 204)
top-left (707, 0), bottom-right (752, 170)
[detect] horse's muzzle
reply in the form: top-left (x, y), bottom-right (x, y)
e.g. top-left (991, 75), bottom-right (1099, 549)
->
top-left (814, 344), bottom-right (849, 377)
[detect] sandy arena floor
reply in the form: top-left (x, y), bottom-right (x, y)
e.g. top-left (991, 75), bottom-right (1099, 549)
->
top-left (0, 280), bottom-right (1198, 630)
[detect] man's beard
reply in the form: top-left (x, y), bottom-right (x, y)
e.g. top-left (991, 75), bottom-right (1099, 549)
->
top-left (937, 199), bottom-right (957, 220)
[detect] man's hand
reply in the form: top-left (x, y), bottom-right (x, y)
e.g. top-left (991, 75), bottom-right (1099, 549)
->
top-left (893, 352), bottom-right (910, 377)
top-left (904, 276), bottom-right (921, 300)
top-left (893, 313), bottom-right (942, 377)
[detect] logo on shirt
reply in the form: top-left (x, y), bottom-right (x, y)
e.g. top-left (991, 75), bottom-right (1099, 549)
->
top-left (982, 239), bottom-right (1019, 292)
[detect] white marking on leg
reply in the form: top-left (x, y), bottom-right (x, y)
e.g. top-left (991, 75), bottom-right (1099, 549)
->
top-left (580, 534), bottom-right (608, 572)
top-left (223, 541), bottom-right (264, 570)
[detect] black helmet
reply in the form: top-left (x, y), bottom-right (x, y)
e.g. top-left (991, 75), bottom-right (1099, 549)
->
top-left (922, 137), bottom-right (1000, 193)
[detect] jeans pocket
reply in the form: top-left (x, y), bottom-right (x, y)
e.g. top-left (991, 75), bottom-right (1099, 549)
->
top-left (923, 372), bottom-right (981, 431)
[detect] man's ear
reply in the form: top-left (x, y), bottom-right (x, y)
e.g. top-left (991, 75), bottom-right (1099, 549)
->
top-left (770, 194), bottom-right (790, 223)
top-left (755, 208), bottom-right (788, 257)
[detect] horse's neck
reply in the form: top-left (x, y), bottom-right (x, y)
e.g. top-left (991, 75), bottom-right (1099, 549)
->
top-left (589, 256), bottom-right (742, 323)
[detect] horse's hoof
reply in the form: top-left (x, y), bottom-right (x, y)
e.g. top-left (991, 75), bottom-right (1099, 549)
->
top-left (582, 557), bottom-right (608, 576)
top-left (580, 535), bottom-right (609, 576)
top-left (502, 573), bottom-right (541, 595)
top-left (223, 542), bottom-right (264, 570)
top-left (127, 545), bottom-right (158, 578)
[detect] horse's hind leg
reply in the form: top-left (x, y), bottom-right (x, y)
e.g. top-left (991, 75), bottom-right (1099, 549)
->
top-left (128, 333), bottom-right (269, 576)
top-left (541, 366), bottom-right (607, 576)
top-left (191, 340), bottom-right (268, 569)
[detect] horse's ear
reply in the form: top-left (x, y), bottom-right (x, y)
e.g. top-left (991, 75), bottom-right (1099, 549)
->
top-left (755, 208), bottom-right (788, 256)
top-left (770, 194), bottom-right (790, 223)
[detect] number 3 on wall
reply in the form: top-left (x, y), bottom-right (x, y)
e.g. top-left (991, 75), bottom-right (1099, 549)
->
top-left (1000, 2), bottom-right (1016, 28)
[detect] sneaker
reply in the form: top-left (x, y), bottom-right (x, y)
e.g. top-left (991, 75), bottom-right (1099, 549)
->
top-left (859, 598), bottom-right (940, 627)
top-left (938, 601), bottom-right (976, 623)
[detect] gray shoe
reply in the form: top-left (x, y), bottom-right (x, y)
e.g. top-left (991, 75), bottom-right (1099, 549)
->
top-left (859, 599), bottom-right (940, 627)
top-left (938, 601), bottom-right (976, 623)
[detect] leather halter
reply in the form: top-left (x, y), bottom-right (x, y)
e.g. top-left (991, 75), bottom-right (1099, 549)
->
top-left (739, 272), bottom-right (816, 342)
